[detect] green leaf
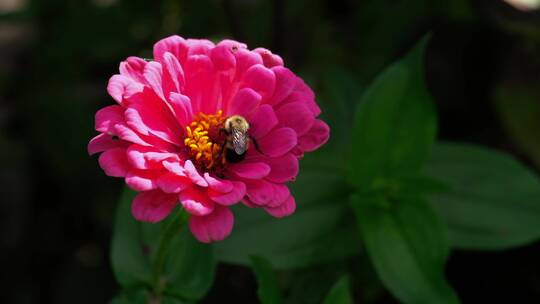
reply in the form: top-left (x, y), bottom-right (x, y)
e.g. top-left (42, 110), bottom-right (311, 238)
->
top-left (251, 256), bottom-right (284, 304)
top-left (111, 189), bottom-right (153, 287)
top-left (111, 188), bottom-right (215, 300)
top-left (215, 166), bottom-right (359, 269)
top-left (163, 230), bottom-right (215, 300)
top-left (350, 35), bottom-right (436, 189)
top-left (322, 276), bottom-right (354, 304)
top-left (424, 142), bottom-right (540, 250)
top-left (351, 194), bottom-right (459, 304)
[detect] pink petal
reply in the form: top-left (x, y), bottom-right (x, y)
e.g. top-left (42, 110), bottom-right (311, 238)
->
top-left (257, 127), bottom-right (297, 157)
top-left (183, 55), bottom-right (216, 115)
top-left (228, 162), bottom-right (271, 179)
top-left (188, 206), bottom-right (234, 243)
top-left (153, 35), bottom-right (188, 64)
top-left (269, 66), bottom-right (296, 105)
top-left (217, 39), bottom-right (247, 50)
top-left (268, 183), bottom-right (291, 207)
top-left (107, 75), bottom-right (133, 104)
top-left (204, 173), bottom-right (233, 193)
top-left (161, 52), bottom-right (185, 94)
top-left (131, 190), bottom-right (178, 223)
top-left (275, 102), bottom-right (315, 136)
top-left (184, 160), bottom-right (208, 187)
top-left (179, 187), bottom-right (214, 216)
top-left (233, 49), bottom-right (263, 81)
top-left (294, 79), bottom-right (321, 116)
top-left (265, 195), bottom-right (296, 218)
top-left (226, 88), bottom-right (261, 117)
top-left (113, 123), bottom-right (151, 146)
top-left (95, 105), bottom-right (124, 133)
top-left (125, 170), bottom-right (159, 191)
top-left (126, 145), bottom-right (177, 170)
top-left (185, 39), bottom-right (214, 56)
top-left (98, 148), bottom-right (129, 177)
top-left (88, 134), bottom-right (127, 155)
top-left (245, 179), bottom-right (274, 206)
top-left (247, 104), bottom-right (278, 139)
top-left (169, 92), bottom-right (193, 127)
top-left (119, 57), bottom-right (147, 83)
top-left (208, 181), bottom-right (246, 206)
top-left (143, 61), bottom-right (165, 100)
top-left (157, 173), bottom-right (191, 193)
top-left (264, 153), bottom-right (299, 183)
top-left (210, 44), bottom-right (236, 71)
top-left (162, 160), bottom-right (186, 176)
top-left (241, 64), bottom-right (276, 100)
top-left (253, 48), bottom-right (284, 68)
top-left (241, 197), bottom-right (258, 208)
top-left (124, 91), bottom-right (182, 146)
top-left (298, 119), bottom-right (330, 152)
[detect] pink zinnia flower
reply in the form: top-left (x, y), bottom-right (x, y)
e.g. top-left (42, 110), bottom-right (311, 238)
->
top-left (88, 36), bottom-right (329, 243)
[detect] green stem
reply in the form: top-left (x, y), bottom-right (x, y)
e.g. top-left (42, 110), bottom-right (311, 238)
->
top-left (152, 209), bottom-right (188, 296)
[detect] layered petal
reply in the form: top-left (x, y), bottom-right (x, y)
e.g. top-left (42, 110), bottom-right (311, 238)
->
top-left (132, 190), bottom-right (178, 223)
top-left (179, 187), bottom-right (214, 216)
top-left (125, 170), bottom-right (159, 191)
top-left (264, 153), bottom-right (299, 183)
top-left (98, 148), bottom-right (129, 177)
top-left (189, 206), bottom-right (234, 243)
top-left (228, 161), bottom-right (271, 179)
top-left (275, 102), bottom-right (314, 136)
top-left (157, 173), bottom-right (191, 193)
top-left (257, 127), bottom-right (297, 157)
top-left (247, 104), bottom-right (278, 139)
top-left (208, 181), bottom-right (246, 206)
top-left (298, 119), bottom-right (330, 152)
top-left (88, 134), bottom-right (127, 155)
top-left (265, 196), bottom-right (296, 218)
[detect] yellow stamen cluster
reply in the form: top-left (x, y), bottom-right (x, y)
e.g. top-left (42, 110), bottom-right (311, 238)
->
top-left (183, 110), bottom-right (226, 169)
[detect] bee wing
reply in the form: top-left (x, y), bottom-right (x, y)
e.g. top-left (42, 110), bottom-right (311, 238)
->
top-left (232, 128), bottom-right (248, 155)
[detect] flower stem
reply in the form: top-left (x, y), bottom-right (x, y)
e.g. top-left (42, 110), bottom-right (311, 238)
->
top-left (152, 208), bottom-right (188, 296)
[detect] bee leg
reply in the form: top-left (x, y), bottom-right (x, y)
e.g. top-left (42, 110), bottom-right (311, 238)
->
top-left (218, 127), bottom-right (228, 135)
top-left (249, 136), bottom-right (265, 155)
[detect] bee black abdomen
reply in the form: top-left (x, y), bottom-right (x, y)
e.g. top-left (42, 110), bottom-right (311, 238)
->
top-left (225, 148), bottom-right (246, 163)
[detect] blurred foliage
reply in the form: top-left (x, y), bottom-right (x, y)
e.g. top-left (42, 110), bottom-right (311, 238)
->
top-left (112, 189), bottom-right (214, 302)
top-left (3, 0), bottom-right (540, 304)
top-left (425, 142), bottom-right (540, 250)
top-left (322, 276), bottom-right (354, 304)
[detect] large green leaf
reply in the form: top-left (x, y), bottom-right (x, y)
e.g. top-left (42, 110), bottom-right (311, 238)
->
top-left (214, 166), bottom-right (359, 269)
top-left (322, 276), bottom-right (354, 304)
top-left (350, 35), bottom-right (436, 189)
top-left (111, 188), bottom-right (215, 300)
top-left (163, 229), bottom-right (215, 300)
top-left (425, 142), bottom-right (540, 250)
top-left (251, 256), bottom-right (284, 304)
top-left (111, 189), bottom-right (153, 287)
top-left (351, 194), bottom-right (459, 304)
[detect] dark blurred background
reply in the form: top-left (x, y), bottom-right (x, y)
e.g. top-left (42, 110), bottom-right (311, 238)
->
top-left (1, 0), bottom-right (540, 303)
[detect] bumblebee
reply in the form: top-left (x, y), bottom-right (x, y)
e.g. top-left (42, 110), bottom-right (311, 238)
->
top-left (223, 115), bottom-right (250, 163)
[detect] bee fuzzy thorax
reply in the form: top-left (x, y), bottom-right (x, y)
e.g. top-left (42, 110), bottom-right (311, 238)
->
top-left (223, 115), bottom-right (250, 163)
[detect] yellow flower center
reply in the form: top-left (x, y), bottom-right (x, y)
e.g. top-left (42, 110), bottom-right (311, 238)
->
top-left (183, 110), bottom-right (226, 170)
